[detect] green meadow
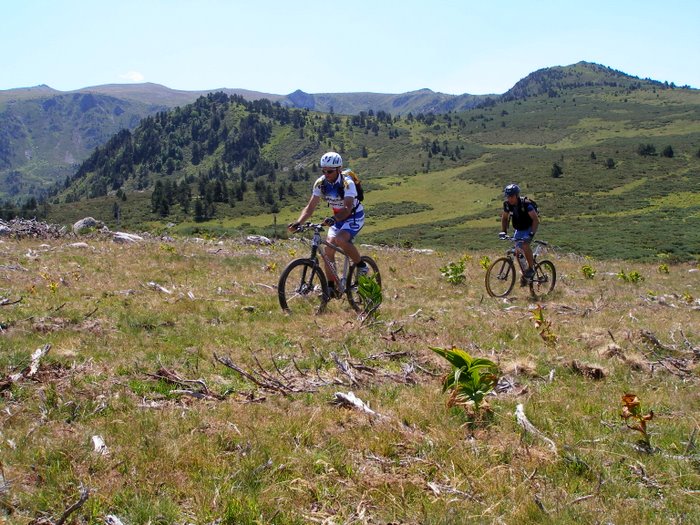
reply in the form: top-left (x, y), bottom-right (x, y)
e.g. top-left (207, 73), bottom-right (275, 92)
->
top-left (1, 233), bottom-right (699, 524)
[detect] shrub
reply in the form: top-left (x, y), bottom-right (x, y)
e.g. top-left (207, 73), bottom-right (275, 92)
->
top-left (581, 264), bottom-right (596, 279)
top-left (357, 274), bottom-right (382, 319)
top-left (617, 269), bottom-right (644, 283)
top-left (637, 143), bottom-right (656, 156)
top-left (439, 260), bottom-right (466, 284)
top-left (430, 346), bottom-right (499, 412)
top-left (551, 162), bottom-right (564, 178)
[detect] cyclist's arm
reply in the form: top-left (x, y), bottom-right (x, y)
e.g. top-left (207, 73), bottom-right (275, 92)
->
top-left (528, 210), bottom-right (539, 235)
top-left (293, 195), bottom-right (321, 226)
top-left (333, 196), bottom-right (356, 222)
top-left (500, 210), bottom-right (510, 232)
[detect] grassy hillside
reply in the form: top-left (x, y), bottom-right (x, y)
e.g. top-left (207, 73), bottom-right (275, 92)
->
top-left (44, 67), bottom-right (700, 261)
top-left (1, 233), bottom-right (698, 524)
top-left (0, 93), bottom-right (166, 198)
top-left (0, 82), bottom-right (487, 202)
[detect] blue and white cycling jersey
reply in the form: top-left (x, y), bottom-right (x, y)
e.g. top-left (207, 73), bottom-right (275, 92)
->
top-left (312, 173), bottom-right (365, 239)
top-left (312, 174), bottom-right (365, 218)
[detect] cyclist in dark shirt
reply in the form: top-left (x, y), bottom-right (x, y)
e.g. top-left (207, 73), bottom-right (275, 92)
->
top-left (499, 183), bottom-right (539, 282)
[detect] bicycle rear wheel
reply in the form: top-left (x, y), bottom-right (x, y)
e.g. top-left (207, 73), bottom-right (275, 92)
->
top-left (485, 257), bottom-right (516, 297)
top-left (529, 259), bottom-right (556, 298)
top-left (278, 259), bottom-right (328, 313)
top-left (346, 256), bottom-right (382, 312)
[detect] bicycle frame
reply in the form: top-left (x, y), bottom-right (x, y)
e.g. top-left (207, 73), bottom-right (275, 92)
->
top-left (504, 238), bottom-right (546, 275)
top-left (306, 225), bottom-right (353, 293)
top-left (485, 235), bottom-right (556, 299)
top-left (279, 222), bottom-right (382, 313)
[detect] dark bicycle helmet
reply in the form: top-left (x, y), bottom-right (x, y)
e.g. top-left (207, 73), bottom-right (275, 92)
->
top-left (504, 183), bottom-right (520, 196)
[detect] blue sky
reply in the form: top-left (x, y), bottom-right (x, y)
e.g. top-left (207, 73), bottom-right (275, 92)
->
top-left (3, 0), bottom-right (698, 95)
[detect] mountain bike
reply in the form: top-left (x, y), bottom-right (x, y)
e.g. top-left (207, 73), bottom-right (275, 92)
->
top-left (485, 237), bottom-right (556, 298)
top-left (278, 222), bottom-right (381, 313)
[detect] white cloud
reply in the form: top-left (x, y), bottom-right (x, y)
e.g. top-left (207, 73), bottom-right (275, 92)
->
top-left (119, 71), bottom-right (145, 83)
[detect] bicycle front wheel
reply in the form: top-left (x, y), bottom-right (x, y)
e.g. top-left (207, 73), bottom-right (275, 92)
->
top-left (278, 259), bottom-right (328, 313)
top-left (529, 259), bottom-right (556, 298)
top-left (485, 257), bottom-right (516, 298)
top-left (346, 256), bottom-right (382, 312)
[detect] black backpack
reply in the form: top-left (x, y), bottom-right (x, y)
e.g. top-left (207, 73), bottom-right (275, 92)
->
top-left (521, 196), bottom-right (538, 216)
top-left (505, 196), bottom-right (539, 229)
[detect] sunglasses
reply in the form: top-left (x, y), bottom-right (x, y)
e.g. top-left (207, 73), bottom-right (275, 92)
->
top-left (322, 169), bottom-right (337, 174)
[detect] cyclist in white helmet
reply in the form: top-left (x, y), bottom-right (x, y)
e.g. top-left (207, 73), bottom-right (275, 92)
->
top-left (288, 151), bottom-right (368, 296)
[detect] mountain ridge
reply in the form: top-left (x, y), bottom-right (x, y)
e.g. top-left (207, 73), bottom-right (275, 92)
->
top-left (1, 61), bottom-right (696, 205)
top-left (31, 63), bottom-right (700, 261)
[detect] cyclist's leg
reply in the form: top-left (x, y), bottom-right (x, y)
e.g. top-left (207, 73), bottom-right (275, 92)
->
top-left (513, 230), bottom-right (535, 273)
top-left (322, 242), bottom-right (338, 283)
top-left (330, 230), bottom-right (360, 263)
top-left (327, 218), bottom-right (364, 265)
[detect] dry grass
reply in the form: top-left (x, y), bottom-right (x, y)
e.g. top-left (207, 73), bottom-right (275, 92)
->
top-left (1, 233), bottom-right (699, 524)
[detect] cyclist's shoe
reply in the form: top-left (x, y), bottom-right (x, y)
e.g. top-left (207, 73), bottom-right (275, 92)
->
top-left (520, 268), bottom-right (535, 287)
top-left (328, 285), bottom-right (342, 299)
top-left (357, 263), bottom-right (370, 276)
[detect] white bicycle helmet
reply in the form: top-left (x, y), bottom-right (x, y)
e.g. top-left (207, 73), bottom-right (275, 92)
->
top-left (320, 151), bottom-right (343, 168)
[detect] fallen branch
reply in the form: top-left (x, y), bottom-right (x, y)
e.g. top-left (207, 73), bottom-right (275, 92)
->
top-left (91, 435), bottom-right (108, 455)
top-left (213, 352), bottom-right (323, 396)
top-left (367, 350), bottom-right (410, 360)
top-left (55, 484), bottom-right (90, 525)
top-left (331, 352), bottom-right (359, 386)
top-left (83, 306), bottom-right (98, 318)
top-left (427, 481), bottom-right (478, 501)
top-left (0, 463), bottom-right (9, 497)
top-left (146, 367), bottom-right (223, 400)
top-left (332, 391), bottom-right (388, 420)
top-left (8, 343), bottom-right (52, 383)
top-left (145, 281), bottom-right (172, 294)
top-left (515, 403), bottom-right (558, 454)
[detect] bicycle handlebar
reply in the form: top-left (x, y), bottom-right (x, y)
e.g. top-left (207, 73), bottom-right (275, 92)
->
top-left (500, 235), bottom-right (548, 246)
top-left (291, 221), bottom-right (325, 233)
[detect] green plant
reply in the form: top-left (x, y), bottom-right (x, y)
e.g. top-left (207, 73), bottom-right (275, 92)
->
top-left (357, 273), bottom-right (382, 319)
top-left (617, 269), bottom-right (644, 283)
top-left (479, 255), bottom-right (491, 271)
top-left (430, 346), bottom-right (499, 411)
top-left (439, 260), bottom-right (466, 284)
top-left (657, 263), bottom-right (669, 274)
top-left (581, 264), bottom-right (596, 279)
top-left (621, 393), bottom-right (654, 449)
top-left (531, 305), bottom-right (557, 347)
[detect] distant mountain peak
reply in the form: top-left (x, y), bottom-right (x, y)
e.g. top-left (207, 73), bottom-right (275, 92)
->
top-left (1, 84), bottom-right (57, 94)
top-left (286, 90), bottom-right (315, 109)
top-left (500, 61), bottom-right (665, 101)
